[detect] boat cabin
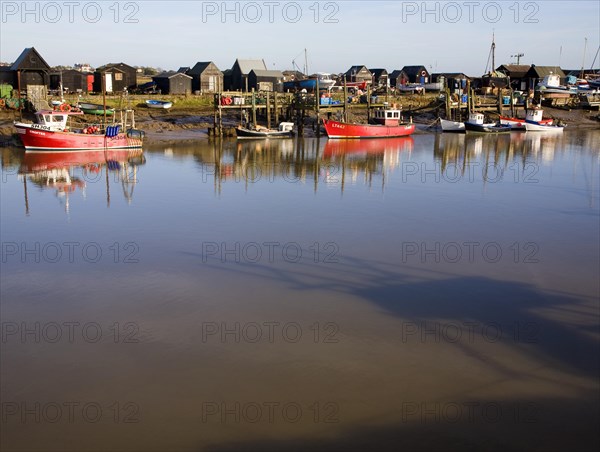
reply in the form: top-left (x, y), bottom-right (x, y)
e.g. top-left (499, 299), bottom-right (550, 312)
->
top-left (373, 107), bottom-right (403, 126)
top-left (278, 122), bottom-right (294, 132)
top-left (33, 110), bottom-right (82, 131)
top-left (525, 108), bottom-right (544, 122)
top-left (468, 112), bottom-right (485, 125)
top-left (538, 73), bottom-right (561, 88)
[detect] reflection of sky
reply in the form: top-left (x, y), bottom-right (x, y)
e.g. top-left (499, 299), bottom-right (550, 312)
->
top-left (1, 1), bottom-right (598, 74)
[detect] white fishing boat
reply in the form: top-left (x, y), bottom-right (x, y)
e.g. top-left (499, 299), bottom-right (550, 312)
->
top-left (499, 108), bottom-right (554, 130)
top-left (464, 113), bottom-right (511, 134)
top-left (440, 118), bottom-right (465, 133)
top-left (309, 72), bottom-right (337, 90)
top-left (536, 73), bottom-right (577, 98)
top-left (524, 122), bottom-right (564, 132)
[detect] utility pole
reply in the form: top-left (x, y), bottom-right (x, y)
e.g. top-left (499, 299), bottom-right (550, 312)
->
top-left (511, 53), bottom-right (524, 65)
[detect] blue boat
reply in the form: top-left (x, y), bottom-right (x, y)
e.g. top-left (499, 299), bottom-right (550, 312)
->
top-left (283, 79), bottom-right (318, 91)
top-left (145, 99), bottom-right (173, 109)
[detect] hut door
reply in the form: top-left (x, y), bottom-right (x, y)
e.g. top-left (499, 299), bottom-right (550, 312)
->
top-left (105, 73), bottom-right (113, 93)
top-left (27, 85), bottom-right (48, 110)
top-left (208, 76), bottom-right (215, 92)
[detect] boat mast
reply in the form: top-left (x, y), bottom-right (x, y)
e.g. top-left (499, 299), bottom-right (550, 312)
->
top-left (304, 48), bottom-right (308, 76)
top-left (580, 37), bottom-right (588, 79)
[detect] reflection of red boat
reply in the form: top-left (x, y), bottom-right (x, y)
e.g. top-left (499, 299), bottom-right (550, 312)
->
top-left (323, 136), bottom-right (414, 157)
top-left (323, 106), bottom-right (415, 139)
top-left (21, 149), bottom-right (141, 171)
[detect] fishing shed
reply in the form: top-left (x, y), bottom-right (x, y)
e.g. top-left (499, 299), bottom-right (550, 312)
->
top-left (50, 69), bottom-right (92, 93)
top-left (94, 63), bottom-right (138, 93)
top-left (496, 64), bottom-right (531, 91)
top-left (525, 65), bottom-right (566, 89)
top-left (152, 71), bottom-right (192, 94)
top-left (344, 65), bottom-right (372, 83)
top-left (399, 66), bottom-right (430, 84)
top-left (228, 59), bottom-right (267, 91)
top-left (248, 70), bottom-right (284, 92)
top-left (4, 47), bottom-right (51, 90)
top-left (370, 69), bottom-right (389, 88)
top-left (187, 62), bottom-right (223, 93)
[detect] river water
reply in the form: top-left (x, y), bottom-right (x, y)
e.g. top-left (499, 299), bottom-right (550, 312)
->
top-left (1, 131), bottom-right (599, 451)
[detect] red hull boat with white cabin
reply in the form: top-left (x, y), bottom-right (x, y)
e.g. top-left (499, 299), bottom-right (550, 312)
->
top-left (323, 105), bottom-right (415, 139)
top-left (14, 108), bottom-right (144, 152)
top-left (499, 108), bottom-right (554, 130)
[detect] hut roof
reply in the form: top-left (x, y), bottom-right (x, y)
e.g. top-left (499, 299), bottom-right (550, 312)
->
top-left (154, 71), bottom-right (192, 79)
top-left (188, 62), bottom-right (221, 75)
top-left (496, 64), bottom-right (531, 78)
top-left (235, 59), bottom-right (267, 75)
top-left (250, 69), bottom-right (283, 78)
top-left (400, 65), bottom-right (428, 77)
top-left (526, 65), bottom-right (565, 78)
top-left (11, 47), bottom-right (50, 71)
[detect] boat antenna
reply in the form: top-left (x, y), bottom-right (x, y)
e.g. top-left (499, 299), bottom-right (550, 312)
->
top-left (511, 53), bottom-right (524, 65)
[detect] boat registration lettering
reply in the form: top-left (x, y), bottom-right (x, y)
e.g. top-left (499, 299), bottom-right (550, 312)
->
top-left (331, 123), bottom-right (345, 129)
top-left (31, 124), bottom-right (52, 131)
top-left (30, 130), bottom-right (47, 136)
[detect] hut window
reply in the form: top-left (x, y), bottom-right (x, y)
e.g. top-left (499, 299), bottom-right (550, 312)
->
top-left (115, 73), bottom-right (123, 81)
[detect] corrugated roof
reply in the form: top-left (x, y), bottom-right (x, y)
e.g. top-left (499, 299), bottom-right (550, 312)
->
top-left (236, 59), bottom-right (266, 74)
top-left (250, 69), bottom-right (283, 77)
top-left (527, 66), bottom-right (565, 78)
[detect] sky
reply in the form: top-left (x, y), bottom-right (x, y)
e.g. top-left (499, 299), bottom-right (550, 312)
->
top-left (1, 0), bottom-right (599, 75)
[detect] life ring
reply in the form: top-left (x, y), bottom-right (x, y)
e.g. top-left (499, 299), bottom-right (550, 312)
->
top-left (421, 71), bottom-right (426, 77)
top-left (0, 99), bottom-right (5, 108)
top-left (225, 97), bottom-right (232, 105)
top-left (59, 103), bottom-right (71, 112)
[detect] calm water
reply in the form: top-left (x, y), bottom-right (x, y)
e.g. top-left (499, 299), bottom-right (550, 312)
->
top-left (1, 131), bottom-right (599, 451)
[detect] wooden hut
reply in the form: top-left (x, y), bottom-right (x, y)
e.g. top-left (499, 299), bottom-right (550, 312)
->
top-left (228, 59), bottom-right (267, 91)
top-left (152, 71), bottom-right (192, 94)
top-left (248, 69), bottom-right (284, 92)
top-left (344, 65), bottom-right (372, 83)
top-left (525, 65), bottom-right (566, 90)
top-left (496, 64), bottom-right (531, 91)
top-left (94, 62), bottom-right (137, 93)
top-left (400, 65), bottom-right (430, 84)
top-left (187, 62), bottom-right (223, 93)
top-left (5, 47), bottom-right (50, 90)
top-left (370, 69), bottom-right (389, 88)
top-left (50, 69), bottom-right (91, 93)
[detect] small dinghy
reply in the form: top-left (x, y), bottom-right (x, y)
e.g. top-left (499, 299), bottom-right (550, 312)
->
top-left (235, 122), bottom-right (294, 139)
top-left (145, 100), bottom-right (173, 109)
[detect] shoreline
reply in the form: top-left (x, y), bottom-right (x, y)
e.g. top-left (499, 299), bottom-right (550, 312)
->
top-left (1, 104), bottom-right (598, 146)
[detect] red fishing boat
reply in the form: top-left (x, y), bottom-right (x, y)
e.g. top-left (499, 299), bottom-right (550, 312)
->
top-left (14, 108), bottom-right (144, 152)
top-left (323, 106), bottom-right (415, 139)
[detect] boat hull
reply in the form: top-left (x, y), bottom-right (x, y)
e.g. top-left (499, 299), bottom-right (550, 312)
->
top-left (464, 122), bottom-right (511, 134)
top-left (235, 127), bottom-right (293, 139)
top-left (323, 119), bottom-right (415, 139)
top-left (15, 124), bottom-right (143, 151)
top-left (523, 123), bottom-right (564, 132)
top-left (146, 100), bottom-right (173, 109)
top-left (440, 118), bottom-right (465, 133)
top-left (499, 116), bottom-right (554, 130)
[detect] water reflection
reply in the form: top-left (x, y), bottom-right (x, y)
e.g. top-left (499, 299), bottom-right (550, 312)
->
top-left (6, 149), bottom-right (146, 215)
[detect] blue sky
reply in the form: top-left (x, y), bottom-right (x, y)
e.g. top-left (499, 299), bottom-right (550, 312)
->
top-left (1, 1), bottom-right (599, 75)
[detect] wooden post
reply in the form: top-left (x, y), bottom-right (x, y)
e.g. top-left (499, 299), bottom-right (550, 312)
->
top-left (251, 89), bottom-right (256, 126)
top-left (102, 73), bottom-right (107, 127)
top-left (274, 92), bottom-right (279, 124)
top-left (266, 91), bottom-right (271, 129)
top-left (315, 79), bottom-right (320, 137)
top-left (343, 77), bottom-right (348, 122)
top-left (17, 70), bottom-right (22, 120)
top-left (367, 84), bottom-right (371, 123)
top-left (497, 84), bottom-right (503, 114)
